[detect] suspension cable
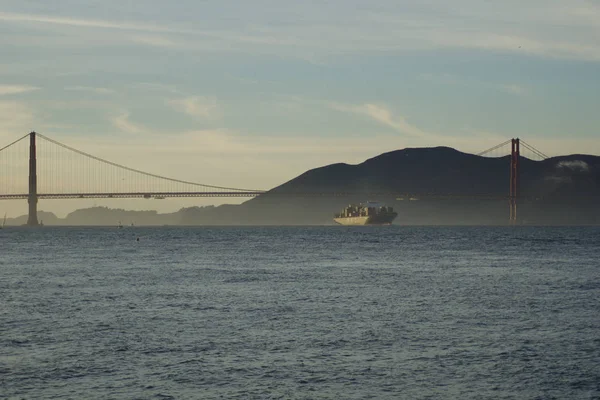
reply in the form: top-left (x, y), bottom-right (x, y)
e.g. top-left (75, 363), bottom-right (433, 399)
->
top-left (0, 132), bottom-right (30, 152)
top-left (35, 133), bottom-right (265, 192)
top-left (476, 139), bottom-right (512, 156)
top-left (520, 140), bottom-right (549, 160)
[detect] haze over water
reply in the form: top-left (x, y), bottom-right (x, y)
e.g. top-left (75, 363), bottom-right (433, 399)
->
top-left (2, 226), bottom-right (599, 399)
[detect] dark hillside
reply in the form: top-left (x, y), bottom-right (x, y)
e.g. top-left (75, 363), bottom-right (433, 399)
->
top-left (179, 147), bottom-right (600, 225)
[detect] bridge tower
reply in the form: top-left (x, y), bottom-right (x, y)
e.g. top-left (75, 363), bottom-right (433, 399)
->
top-left (26, 131), bottom-right (38, 226)
top-left (509, 138), bottom-right (520, 224)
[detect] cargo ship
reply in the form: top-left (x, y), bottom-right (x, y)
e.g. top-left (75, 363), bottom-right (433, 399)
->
top-left (333, 203), bottom-right (397, 225)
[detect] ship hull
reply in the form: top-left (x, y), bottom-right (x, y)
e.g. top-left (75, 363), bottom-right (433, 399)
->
top-left (333, 213), bottom-right (397, 226)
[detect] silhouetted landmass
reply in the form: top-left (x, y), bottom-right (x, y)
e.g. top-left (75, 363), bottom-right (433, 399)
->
top-left (5, 147), bottom-right (600, 225)
top-left (7, 211), bottom-right (61, 226)
top-left (228, 147), bottom-right (600, 225)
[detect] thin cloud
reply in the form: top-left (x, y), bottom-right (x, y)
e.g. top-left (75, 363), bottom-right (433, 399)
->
top-left (0, 85), bottom-right (40, 96)
top-left (168, 97), bottom-right (220, 119)
top-left (433, 31), bottom-right (600, 61)
top-left (130, 35), bottom-right (179, 48)
top-left (329, 102), bottom-right (433, 139)
top-left (0, 11), bottom-right (273, 48)
top-left (62, 128), bottom-right (409, 161)
top-left (557, 160), bottom-right (590, 172)
top-left (499, 84), bottom-right (527, 96)
top-left (418, 74), bottom-right (528, 96)
top-left (65, 86), bottom-right (115, 95)
top-left (111, 112), bottom-right (146, 134)
top-left (417, 73), bottom-right (459, 85)
top-left (2, 4), bottom-right (600, 61)
top-left (328, 101), bottom-right (515, 152)
top-left (0, 11), bottom-right (183, 34)
top-left (130, 82), bottom-right (181, 94)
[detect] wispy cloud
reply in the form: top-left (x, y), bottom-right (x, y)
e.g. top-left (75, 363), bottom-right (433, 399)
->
top-left (3, 3), bottom-right (600, 61)
top-left (328, 101), bottom-right (513, 152)
top-left (130, 82), bottom-right (181, 94)
top-left (557, 160), bottom-right (590, 172)
top-left (130, 35), bottom-right (179, 48)
top-left (419, 74), bottom-right (528, 96)
top-left (67, 128), bottom-right (409, 162)
top-left (0, 85), bottom-right (40, 96)
top-left (65, 86), bottom-right (115, 95)
top-left (111, 112), bottom-right (146, 134)
top-left (0, 11), bottom-right (183, 34)
top-left (417, 73), bottom-right (459, 85)
top-left (168, 96), bottom-right (220, 119)
top-left (0, 11), bottom-right (271, 49)
top-left (329, 102), bottom-right (433, 139)
top-left (432, 31), bottom-right (600, 61)
top-left (499, 84), bottom-right (527, 96)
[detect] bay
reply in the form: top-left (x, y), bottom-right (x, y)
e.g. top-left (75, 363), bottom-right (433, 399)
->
top-left (2, 226), bottom-right (599, 399)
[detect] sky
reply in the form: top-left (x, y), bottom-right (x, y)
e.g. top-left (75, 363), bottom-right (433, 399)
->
top-left (1, 0), bottom-right (599, 217)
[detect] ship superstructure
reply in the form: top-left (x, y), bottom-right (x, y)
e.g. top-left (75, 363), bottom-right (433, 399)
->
top-left (333, 203), bottom-right (397, 225)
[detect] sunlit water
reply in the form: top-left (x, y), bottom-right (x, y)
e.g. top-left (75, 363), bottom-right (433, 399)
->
top-left (2, 226), bottom-right (600, 399)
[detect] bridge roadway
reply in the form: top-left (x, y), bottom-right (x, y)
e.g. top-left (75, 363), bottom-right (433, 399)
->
top-left (0, 192), bottom-right (559, 200)
top-left (0, 192), bottom-right (265, 200)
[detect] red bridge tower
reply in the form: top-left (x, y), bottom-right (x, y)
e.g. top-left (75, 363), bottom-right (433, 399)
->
top-left (26, 131), bottom-right (39, 226)
top-left (509, 138), bottom-right (520, 224)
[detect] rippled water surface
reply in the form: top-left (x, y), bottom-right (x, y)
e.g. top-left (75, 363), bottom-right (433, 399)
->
top-left (2, 226), bottom-right (600, 399)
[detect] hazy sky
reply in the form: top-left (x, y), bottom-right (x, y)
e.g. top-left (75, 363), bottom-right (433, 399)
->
top-left (1, 1), bottom-right (599, 216)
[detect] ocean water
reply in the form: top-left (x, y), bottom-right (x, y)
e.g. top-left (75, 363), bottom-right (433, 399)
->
top-left (1, 226), bottom-right (599, 399)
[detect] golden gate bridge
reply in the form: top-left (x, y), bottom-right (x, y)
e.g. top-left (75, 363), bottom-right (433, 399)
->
top-left (0, 132), bottom-right (546, 226)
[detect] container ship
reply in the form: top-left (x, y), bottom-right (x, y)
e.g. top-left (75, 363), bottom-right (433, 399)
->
top-left (333, 203), bottom-right (397, 225)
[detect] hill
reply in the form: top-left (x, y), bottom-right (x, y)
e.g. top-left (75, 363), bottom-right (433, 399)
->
top-left (182, 147), bottom-right (600, 225)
